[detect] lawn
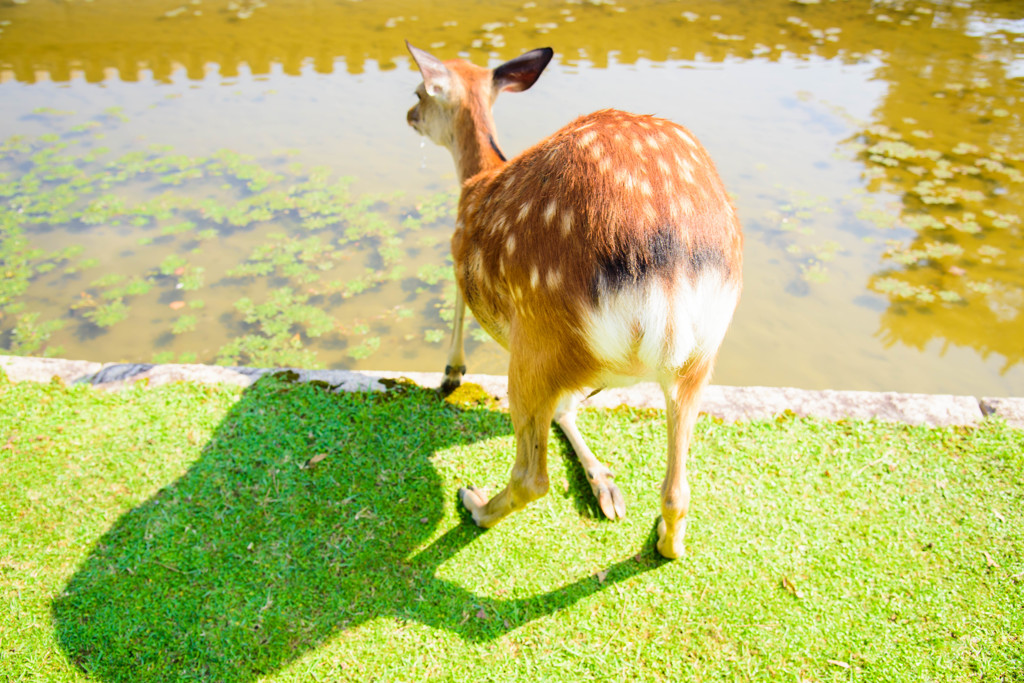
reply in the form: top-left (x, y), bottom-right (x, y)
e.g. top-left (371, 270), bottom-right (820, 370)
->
top-left (1, 369), bottom-right (1021, 681)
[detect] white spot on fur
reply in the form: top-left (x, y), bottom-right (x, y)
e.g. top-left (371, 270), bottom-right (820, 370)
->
top-left (642, 200), bottom-right (658, 223)
top-left (517, 200), bottom-right (532, 223)
top-left (668, 200), bottom-right (681, 223)
top-left (546, 268), bottom-right (562, 289)
top-left (591, 143), bottom-right (604, 160)
top-left (578, 130), bottom-right (598, 147)
top-left (560, 210), bottom-right (574, 237)
top-left (675, 154), bottom-right (696, 183)
top-left (672, 126), bottom-right (697, 148)
top-left (544, 200), bottom-right (558, 225)
top-left (639, 179), bottom-right (653, 197)
top-left (616, 168), bottom-right (636, 190)
top-left (530, 266), bottom-right (540, 289)
top-left (490, 212), bottom-right (508, 236)
top-left (505, 234), bottom-right (516, 255)
top-left (469, 248), bottom-right (486, 286)
top-left (632, 138), bottom-right (645, 154)
top-left (677, 195), bottom-right (695, 217)
top-left (646, 135), bottom-right (661, 151)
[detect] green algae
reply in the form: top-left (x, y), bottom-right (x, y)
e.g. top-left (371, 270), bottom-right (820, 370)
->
top-left (0, 125), bottom-right (459, 366)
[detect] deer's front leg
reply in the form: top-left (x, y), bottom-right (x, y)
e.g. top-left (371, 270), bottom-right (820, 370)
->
top-left (441, 287), bottom-right (467, 395)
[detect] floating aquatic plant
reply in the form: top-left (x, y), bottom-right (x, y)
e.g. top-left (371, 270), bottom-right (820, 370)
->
top-left (178, 266), bottom-right (205, 291)
top-left (7, 312), bottom-right (65, 357)
top-left (347, 336), bottom-right (381, 360)
top-left (81, 299), bottom-right (130, 329)
top-left (416, 263), bottom-right (452, 288)
top-left (0, 122), bottom-right (463, 366)
top-left (171, 314), bottom-right (198, 335)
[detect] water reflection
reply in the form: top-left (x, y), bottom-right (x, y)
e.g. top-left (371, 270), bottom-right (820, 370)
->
top-left (1, 0), bottom-right (1022, 394)
top-left (848, 1), bottom-right (1024, 371)
top-left (0, 0), bottom-right (984, 82)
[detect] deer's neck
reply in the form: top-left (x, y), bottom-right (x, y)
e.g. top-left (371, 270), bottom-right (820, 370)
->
top-left (453, 103), bottom-right (506, 182)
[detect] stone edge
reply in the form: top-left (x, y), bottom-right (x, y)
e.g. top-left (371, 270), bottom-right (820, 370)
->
top-left (2, 355), bottom-right (1022, 429)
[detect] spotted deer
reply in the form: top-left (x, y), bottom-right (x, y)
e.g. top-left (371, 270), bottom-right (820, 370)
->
top-left (405, 42), bottom-right (742, 558)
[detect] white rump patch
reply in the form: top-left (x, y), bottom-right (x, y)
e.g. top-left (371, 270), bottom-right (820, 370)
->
top-left (583, 272), bottom-right (739, 380)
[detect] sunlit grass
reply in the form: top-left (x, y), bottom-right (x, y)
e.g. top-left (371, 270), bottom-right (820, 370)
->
top-left (1, 371), bottom-right (1021, 681)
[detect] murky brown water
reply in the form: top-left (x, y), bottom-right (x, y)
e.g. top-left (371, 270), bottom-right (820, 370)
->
top-left (1, 0), bottom-right (1022, 396)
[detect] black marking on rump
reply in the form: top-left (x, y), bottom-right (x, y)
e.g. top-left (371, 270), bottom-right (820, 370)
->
top-left (591, 226), bottom-right (728, 302)
top-left (685, 244), bottom-right (730, 280)
top-left (593, 225), bottom-right (680, 299)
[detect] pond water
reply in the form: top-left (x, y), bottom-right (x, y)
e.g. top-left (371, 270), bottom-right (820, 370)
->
top-left (1, 0), bottom-right (1022, 396)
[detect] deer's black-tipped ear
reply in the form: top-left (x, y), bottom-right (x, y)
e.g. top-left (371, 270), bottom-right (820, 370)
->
top-left (492, 47), bottom-right (554, 93)
top-left (406, 41), bottom-right (452, 99)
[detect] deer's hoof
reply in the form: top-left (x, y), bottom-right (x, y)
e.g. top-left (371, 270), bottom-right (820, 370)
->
top-left (585, 467), bottom-right (626, 520)
top-left (440, 364), bottom-right (467, 397)
top-left (458, 486), bottom-right (490, 527)
top-left (655, 517), bottom-right (685, 560)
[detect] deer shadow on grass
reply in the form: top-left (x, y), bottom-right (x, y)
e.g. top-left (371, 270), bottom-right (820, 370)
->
top-left (52, 373), bottom-right (658, 682)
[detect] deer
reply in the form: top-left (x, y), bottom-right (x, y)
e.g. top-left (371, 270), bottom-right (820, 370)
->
top-left (405, 42), bottom-right (743, 559)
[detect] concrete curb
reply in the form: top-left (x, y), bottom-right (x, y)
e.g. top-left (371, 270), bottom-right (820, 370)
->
top-left (2, 355), bottom-right (1022, 428)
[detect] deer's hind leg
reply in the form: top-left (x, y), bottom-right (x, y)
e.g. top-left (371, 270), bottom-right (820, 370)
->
top-left (554, 392), bottom-right (626, 520)
top-left (656, 360), bottom-right (714, 559)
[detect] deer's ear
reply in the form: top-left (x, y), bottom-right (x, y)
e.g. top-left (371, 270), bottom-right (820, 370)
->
top-left (406, 41), bottom-right (452, 99)
top-left (493, 47), bottom-right (554, 93)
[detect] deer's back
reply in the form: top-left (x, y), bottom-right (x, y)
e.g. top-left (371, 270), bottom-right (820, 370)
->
top-left (454, 109), bottom-right (742, 380)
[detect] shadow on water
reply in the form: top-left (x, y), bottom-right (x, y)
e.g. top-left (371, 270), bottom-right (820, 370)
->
top-left (52, 374), bottom-right (657, 681)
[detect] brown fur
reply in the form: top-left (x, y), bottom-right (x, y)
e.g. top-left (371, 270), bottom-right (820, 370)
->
top-left (406, 43), bottom-right (742, 558)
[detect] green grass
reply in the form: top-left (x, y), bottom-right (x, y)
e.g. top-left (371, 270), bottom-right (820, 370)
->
top-left (1, 371), bottom-right (1022, 681)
